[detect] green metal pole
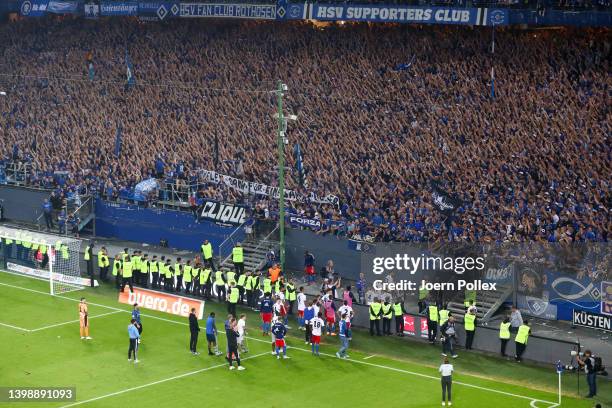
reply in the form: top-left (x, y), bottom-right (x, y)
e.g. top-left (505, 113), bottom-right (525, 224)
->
top-left (276, 80), bottom-right (286, 272)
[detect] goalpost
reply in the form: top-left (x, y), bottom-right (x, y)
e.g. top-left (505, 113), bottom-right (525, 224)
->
top-left (0, 225), bottom-right (83, 295)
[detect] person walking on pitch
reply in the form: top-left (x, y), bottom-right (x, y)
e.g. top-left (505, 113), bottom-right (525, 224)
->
top-left (205, 312), bottom-right (222, 356)
top-left (132, 303), bottom-right (142, 343)
top-left (336, 313), bottom-right (351, 359)
top-left (128, 319), bottom-right (140, 363)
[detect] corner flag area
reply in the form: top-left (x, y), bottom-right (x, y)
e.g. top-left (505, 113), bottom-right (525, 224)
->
top-left (0, 271), bottom-right (607, 408)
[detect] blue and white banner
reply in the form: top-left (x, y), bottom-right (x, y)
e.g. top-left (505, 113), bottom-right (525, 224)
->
top-left (310, 4), bottom-right (508, 26)
top-left (287, 215), bottom-right (321, 231)
top-left (286, 2), bottom-right (307, 20)
top-left (138, 2), bottom-right (180, 20)
top-left (180, 3), bottom-right (277, 20)
top-left (47, 0), bottom-right (78, 14)
top-left (100, 1), bottom-right (139, 16)
top-left (19, 0), bottom-right (48, 17)
top-left (84, 3), bottom-right (99, 19)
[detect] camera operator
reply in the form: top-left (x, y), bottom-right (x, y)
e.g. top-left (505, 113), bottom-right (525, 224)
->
top-left (575, 350), bottom-right (597, 398)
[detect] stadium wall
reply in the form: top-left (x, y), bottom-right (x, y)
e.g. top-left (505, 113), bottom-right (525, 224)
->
top-left (285, 228), bottom-right (361, 280)
top-left (348, 305), bottom-right (580, 366)
top-left (94, 200), bottom-right (234, 252)
top-left (0, 185), bottom-right (51, 223)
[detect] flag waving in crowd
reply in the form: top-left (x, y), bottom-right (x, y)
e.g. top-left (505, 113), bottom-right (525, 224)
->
top-left (125, 49), bottom-right (135, 88)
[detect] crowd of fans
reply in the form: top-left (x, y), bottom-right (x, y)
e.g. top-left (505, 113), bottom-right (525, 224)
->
top-left (0, 19), bottom-right (609, 244)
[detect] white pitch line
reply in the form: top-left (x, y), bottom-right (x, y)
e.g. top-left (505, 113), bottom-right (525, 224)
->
top-left (0, 281), bottom-right (272, 345)
top-left (363, 354), bottom-right (376, 360)
top-left (29, 311), bottom-right (122, 332)
top-left (0, 321), bottom-right (31, 332)
top-left (0, 280), bottom-right (560, 407)
top-left (59, 351), bottom-right (270, 408)
top-left (289, 347), bottom-right (557, 407)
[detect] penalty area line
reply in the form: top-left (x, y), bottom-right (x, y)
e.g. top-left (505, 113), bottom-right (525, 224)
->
top-left (59, 351), bottom-right (270, 408)
top-left (29, 310), bottom-right (123, 332)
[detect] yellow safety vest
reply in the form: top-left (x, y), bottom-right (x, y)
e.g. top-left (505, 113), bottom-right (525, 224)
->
top-left (286, 283), bottom-right (296, 301)
top-left (237, 274), bottom-right (247, 288)
top-left (122, 261), bottom-right (133, 278)
top-left (214, 271), bottom-right (225, 286)
top-left (226, 271), bottom-right (236, 285)
top-left (97, 251), bottom-right (105, 267)
top-left (84, 247), bottom-right (90, 261)
top-left (393, 303), bottom-right (403, 316)
top-left (369, 302), bottom-right (382, 320)
top-left (232, 247), bottom-right (243, 263)
top-left (382, 303), bottom-right (392, 319)
top-left (428, 305), bottom-right (438, 322)
top-left (201, 243), bottom-right (212, 259)
top-left (515, 325), bottom-right (530, 345)
top-left (464, 314), bottom-right (476, 332)
top-left (200, 268), bottom-right (211, 284)
top-left (183, 265), bottom-right (192, 282)
top-left (499, 322), bottom-right (511, 340)
top-left (150, 261), bottom-right (158, 273)
top-left (165, 263), bottom-right (173, 278)
top-left (439, 309), bottom-right (450, 326)
top-left (263, 278), bottom-right (271, 293)
top-left (229, 287), bottom-right (239, 304)
top-left (174, 263), bottom-right (182, 276)
top-left (112, 260), bottom-right (121, 276)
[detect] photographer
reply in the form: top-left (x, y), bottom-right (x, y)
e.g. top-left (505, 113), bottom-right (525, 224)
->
top-left (576, 350), bottom-right (597, 398)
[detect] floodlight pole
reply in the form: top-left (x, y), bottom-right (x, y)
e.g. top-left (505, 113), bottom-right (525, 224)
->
top-left (275, 80), bottom-right (286, 272)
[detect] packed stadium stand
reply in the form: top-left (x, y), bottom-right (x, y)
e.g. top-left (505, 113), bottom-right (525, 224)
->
top-left (0, 19), bottom-right (609, 243)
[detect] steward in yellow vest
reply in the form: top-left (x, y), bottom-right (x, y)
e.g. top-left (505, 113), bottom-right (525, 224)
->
top-left (499, 317), bottom-right (511, 357)
top-left (514, 321), bottom-right (530, 362)
top-left (427, 302), bottom-right (439, 343)
top-left (120, 256), bottom-right (134, 293)
top-left (382, 299), bottom-right (393, 335)
top-left (112, 254), bottom-right (122, 289)
top-left (200, 268), bottom-right (212, 299)
top-left (150, 255), bottom-right (159, 289)
top-left (464, 311), bottom-right (477, 350)
top-left (393, 300), bottom-right (405, 336)
top-left (228, 284), bottom-right (239, 317)
top-left (232, 243), bottom-right (244, 275)
top-left (214, 270), bottom-right (226, 301)
top-left (369, 298), bottom-right (382, 336)
top-left (183, 260), bottom-right (193, 293)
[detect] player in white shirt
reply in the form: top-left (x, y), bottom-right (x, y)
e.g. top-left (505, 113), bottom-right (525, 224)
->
top-left (296, 287), bottom-right (307, 330)
top-left (310, 312), bottom-right (325, 356)
top-left (338, 300), bottom-right (354, 321)
top-left (237, 314), bottom-right (248, 353)
top-left (439, 357), bottom-right (453, 406)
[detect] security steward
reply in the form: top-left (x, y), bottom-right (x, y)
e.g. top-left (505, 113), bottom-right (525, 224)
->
top-left (232, 243), bottom-right (244, 275)
top-left (369, 297), bottom-right (382, 336)
top-left (499, 316), bottom-right (511, 357)
top-left (514, 319), bottom-right (530, 362)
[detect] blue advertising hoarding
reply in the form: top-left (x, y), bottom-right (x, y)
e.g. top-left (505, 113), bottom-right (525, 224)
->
top-left (310, 4), bottom-right (507, 26)
top-left (100, 1), bottom-right (139, 16)
top-left (180, 2), bottom-right (277, 19)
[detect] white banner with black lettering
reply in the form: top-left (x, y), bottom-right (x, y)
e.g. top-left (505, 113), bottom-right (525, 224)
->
top-left (198, 170), bottom-right (339, 207)
top-left (572, 309), bottom-right (611, 332)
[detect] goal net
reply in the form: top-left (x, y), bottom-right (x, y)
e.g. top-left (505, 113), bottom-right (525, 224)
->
top-left (0, 226), bottom-right (83, 295)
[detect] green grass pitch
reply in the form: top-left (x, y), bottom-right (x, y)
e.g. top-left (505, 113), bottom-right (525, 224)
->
top-left (0, 271), bottom-right (609, 408)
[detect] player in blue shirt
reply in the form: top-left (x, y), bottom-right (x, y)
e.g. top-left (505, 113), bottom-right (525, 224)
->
top-left (260, 294), bottom-right (274, 335)
top-left (131, 303), bottom-right (142, 344)
top-left (271, 319), bottom-right (289, 359)
top-left (205, 312), bottom-right (221, 356)
top-left (336, 313), bottom-right (352, 359)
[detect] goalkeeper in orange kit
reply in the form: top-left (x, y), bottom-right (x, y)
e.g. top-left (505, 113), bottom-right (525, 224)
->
top-left (79, 298), bottom-right (92, 340)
